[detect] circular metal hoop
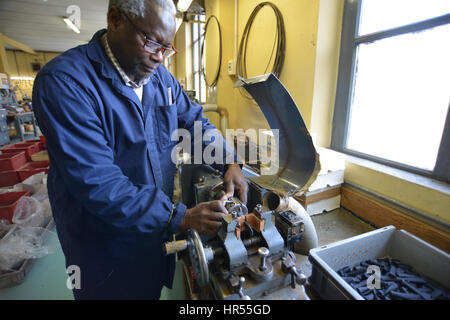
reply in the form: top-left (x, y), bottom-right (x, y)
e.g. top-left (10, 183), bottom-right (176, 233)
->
top-left (187, 229), bottom-right (209, 288)
top-left (200, 15), bottom-right (222, 88)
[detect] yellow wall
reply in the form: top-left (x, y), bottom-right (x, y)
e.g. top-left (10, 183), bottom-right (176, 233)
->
top-left (174, 22), bottom-right (193, 91)
top-left (204, 0), bottom-right (320, 133)
top-left (172, 0), bottom-right (321, 131)
top-left (310, 0), bottom-right (343, 147)
top-left (5, 49), bottom-right (60, 100)
top-left (345, 163), bottom-right (450, 223)
top-left (173, 0), bottom-right (450, 223)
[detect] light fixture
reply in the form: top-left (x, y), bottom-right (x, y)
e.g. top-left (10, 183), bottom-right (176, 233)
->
top-left (63, 17), bottom-right (80, 34)
top-left (10, 76), bottom-right (35, 80)
top-left (176, 0), bottom-right (193, 12)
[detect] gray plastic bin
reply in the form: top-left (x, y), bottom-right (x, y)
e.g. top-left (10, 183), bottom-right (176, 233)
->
top-left (308, 225), bottom-right (450, 300)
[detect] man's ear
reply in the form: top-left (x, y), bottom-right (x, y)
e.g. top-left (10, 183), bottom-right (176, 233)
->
top-left (107, 6), bottom-right (122, 32)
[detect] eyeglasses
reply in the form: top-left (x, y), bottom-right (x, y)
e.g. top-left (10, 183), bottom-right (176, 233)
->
top-left (122, 12), bottom-right (177, 59)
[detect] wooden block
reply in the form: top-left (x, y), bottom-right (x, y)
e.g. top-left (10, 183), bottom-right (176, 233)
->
top-left (31, 150), bottom-right (49, 162)
top-left (341, 184), bottom-right (450, 253)
top-left (297, 185), bottom-right (341, 205)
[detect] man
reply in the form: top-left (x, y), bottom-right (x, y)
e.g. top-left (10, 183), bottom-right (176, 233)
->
top-left (32, 0), bottom-right (248, 299)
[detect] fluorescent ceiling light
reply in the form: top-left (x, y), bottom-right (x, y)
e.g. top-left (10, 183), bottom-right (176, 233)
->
top-left (10, 76), bottom-right (35, 80)
top-left (63, 17), bottom-right (80, 34)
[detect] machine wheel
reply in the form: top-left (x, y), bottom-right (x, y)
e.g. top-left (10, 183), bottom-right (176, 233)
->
top-left (187, 229), bottom-right (209, 289)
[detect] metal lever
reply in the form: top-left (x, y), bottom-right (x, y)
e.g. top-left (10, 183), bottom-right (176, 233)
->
top-left (288, 265), bottom-right (307, 287)
top-left (288, 266), bottom-right (310, 300)
top-left (281, 252), bottom-right (310, 300)
top-left (238, 277), bottom-right (251, 300)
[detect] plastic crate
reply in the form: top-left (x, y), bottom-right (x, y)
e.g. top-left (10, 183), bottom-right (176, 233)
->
top-left (308, 225), bottom-right (450, 300)
top-left (0, 151), bottom-right (27, 172)
top-left (39, 135), bottom-right (46, 150)
top-left (17, 140), bottom-right (43, 152)
top-left (0, 190), bottom-right (31, 223)
top-left (0, 170), bottom-right (21, 187)
top-left (1, 142), bottom-right (41, 161)
top-left (16, 161), bottom-right (50, 181)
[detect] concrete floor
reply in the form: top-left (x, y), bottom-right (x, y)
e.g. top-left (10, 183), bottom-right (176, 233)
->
top-left (312, 207), bottom-right (375, 247)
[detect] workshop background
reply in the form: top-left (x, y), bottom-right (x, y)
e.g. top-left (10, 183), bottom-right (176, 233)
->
top-left (0, 0), bottom-right (449, 300)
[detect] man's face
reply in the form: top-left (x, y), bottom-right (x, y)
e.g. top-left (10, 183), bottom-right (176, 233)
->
top-left (107, 3), bottom-right (176, 83)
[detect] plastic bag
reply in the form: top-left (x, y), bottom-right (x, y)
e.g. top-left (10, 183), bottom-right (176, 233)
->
top-left (30, 184), bottom-right (49, 203)
top-left (0, 226), bottom-right (56, 271)
top-left (12, 196), bottom-right (45, 227)
top-left (0, 219), bottom-right (13, 234)
top-left (31, 185), bottom-right (52, 219)
top-left (19, 172), bottom-right (47, 194)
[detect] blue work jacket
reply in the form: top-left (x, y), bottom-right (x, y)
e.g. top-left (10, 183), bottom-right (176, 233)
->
top-left (32, 29), bottom-right (231, 299)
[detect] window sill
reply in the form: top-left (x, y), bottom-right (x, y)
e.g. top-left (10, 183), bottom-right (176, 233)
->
top-left (343, 153), bottom-right (450, 196)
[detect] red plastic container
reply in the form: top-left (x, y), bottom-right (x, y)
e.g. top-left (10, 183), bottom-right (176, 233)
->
top-left (18, 140), bottom-right (43, 151)
top-left (0, 151), bottom-right (27, 172)
top-left (16, 161), bottom-right (50, 181)
top-left (1, 141), bottom-right (41, 161)
top-left (39, 135), bottom-right (46, 150)
top-left (0, 171), bottom-right (20, 187)
top-left (0, 191), bottom-right (31, 223)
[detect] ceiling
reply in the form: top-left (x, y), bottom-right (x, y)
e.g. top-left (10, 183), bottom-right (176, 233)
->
top-left (0, 0), bottom-right (109, 53)
top-left (0, 0), bottom-right (206, 54)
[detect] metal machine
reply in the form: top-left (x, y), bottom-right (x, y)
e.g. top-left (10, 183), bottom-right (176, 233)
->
top-left (164, 74), bottom-right (321, 300)
top-left (165, 166), bottom-right (310, 300)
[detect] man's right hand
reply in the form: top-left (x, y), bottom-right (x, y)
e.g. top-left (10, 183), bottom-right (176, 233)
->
top-left (179, 200), bottom-right (228, 235)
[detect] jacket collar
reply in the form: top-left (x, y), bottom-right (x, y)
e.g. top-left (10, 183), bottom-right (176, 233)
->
top-left (87, 29), bottom-right (121, 83)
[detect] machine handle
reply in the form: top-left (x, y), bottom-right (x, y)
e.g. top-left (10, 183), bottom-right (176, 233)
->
top-left (289, 266), bottom-right (310, 300)
top-left (163, 239), bottom-right (188, 255)
top-left (238, 277), bottom-right (252, 300)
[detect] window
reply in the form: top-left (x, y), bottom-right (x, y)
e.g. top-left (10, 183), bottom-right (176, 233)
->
top-left (192, 14), bottom-right (206, 103)
top-left (331, 0), bottom-right (450, 182)
top-left (164, 56), bottom-right (173, 75)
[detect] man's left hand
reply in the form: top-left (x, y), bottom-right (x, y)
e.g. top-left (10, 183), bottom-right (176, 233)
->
top-left (222, 164), bottom-right (248, 204)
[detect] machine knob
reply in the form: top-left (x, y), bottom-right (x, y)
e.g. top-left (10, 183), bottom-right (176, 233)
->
top-left (289, 265), bottom-right (307, 286)
top-left (258, 247), bottom-right (270, 271)
top-left (295, 270), bottom-right (308, 286)
top-left (238, 277), bottom-right (251, 300)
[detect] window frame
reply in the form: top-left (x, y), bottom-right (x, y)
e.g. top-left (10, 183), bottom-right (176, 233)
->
top-left (191, 14), bottom-right (206, 104)
top-left (331, 0), bottom-right (450, 182)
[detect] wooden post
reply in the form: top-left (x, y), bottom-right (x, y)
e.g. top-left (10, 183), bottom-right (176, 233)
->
top-left (0, 34), bottom-right (36, 56)
top-left (0, 36), bottom-right (10, 76)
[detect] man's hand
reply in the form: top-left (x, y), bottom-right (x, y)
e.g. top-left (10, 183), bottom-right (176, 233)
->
top-left (222, 163), bottom-right (248, 204)
top-left (179, 200), bottom-right (228, 235)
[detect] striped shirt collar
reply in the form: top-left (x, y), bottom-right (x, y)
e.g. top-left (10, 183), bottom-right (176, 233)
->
top-left (101, 33), bottom-right (151, 88)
